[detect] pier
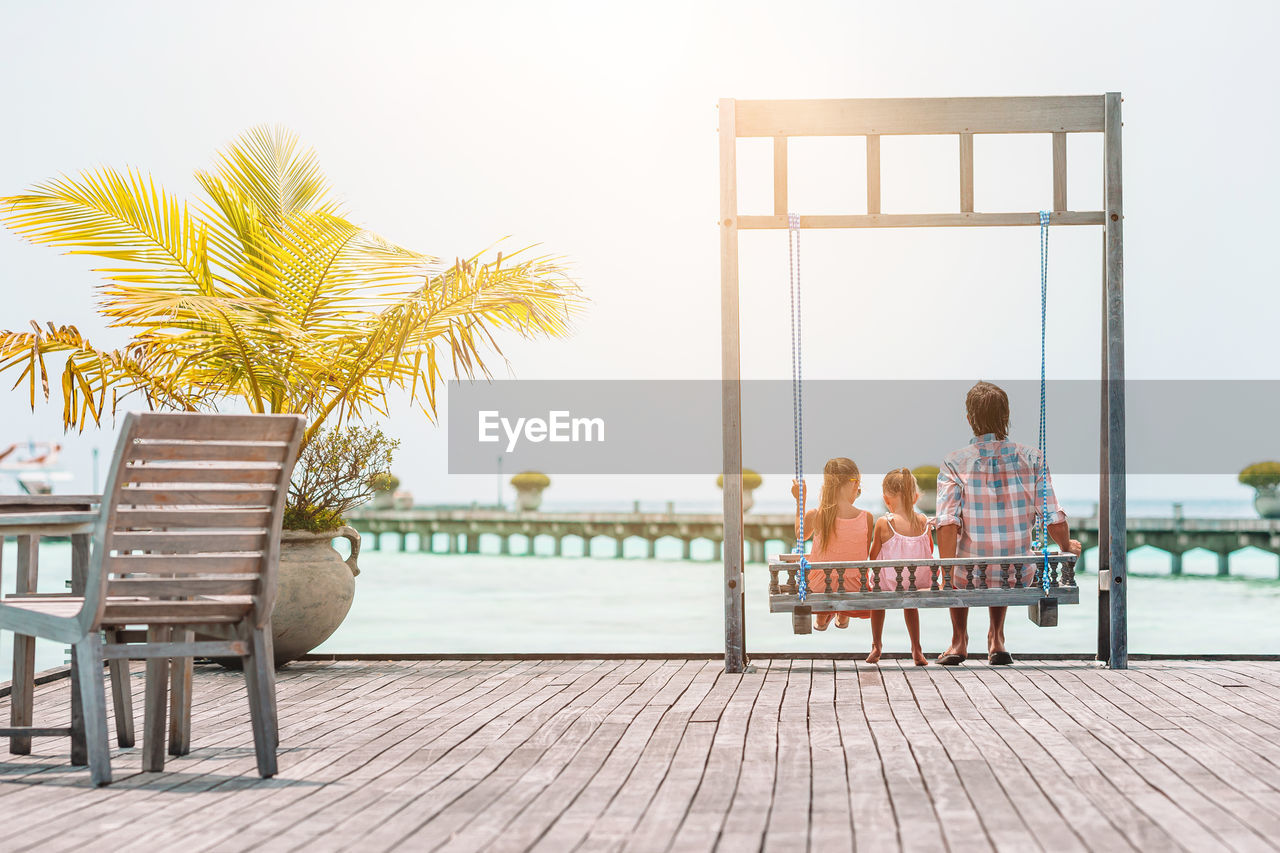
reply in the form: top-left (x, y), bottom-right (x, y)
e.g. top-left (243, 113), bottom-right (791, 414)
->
top-left (6, 656), bottom-right (1280, 850)
top-left (346, 506), bottom-right (1280, 577)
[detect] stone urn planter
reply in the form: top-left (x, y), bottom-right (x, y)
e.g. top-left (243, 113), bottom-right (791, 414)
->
top-left (1239, 463), bottom-right (1280, 520)
top-left (272, 527), bottom-right (361, 664)
top-left (1255, 487), bottom-right (1280, 520)
top-left (718, 469), bottom-right (762, 513)
top-left (511, 472), bottom-right (550, 511)
top-left (916, 488), bottom-right (938, 514)
top-left (912, 465), bottom-right (940, 514)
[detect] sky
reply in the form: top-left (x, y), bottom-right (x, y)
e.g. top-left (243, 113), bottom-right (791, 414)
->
top-left (0, 1), bottom-right (1276, 511)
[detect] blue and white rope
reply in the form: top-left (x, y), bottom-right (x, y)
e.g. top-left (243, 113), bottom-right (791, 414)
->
top-left (788, 213), bottom-right (809, 601)
top-left (1037, 210), bottom-right (1051, 595)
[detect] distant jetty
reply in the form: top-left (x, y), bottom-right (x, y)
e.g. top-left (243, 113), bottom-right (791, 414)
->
top-left (346, 505), bottom-right (1280, 577)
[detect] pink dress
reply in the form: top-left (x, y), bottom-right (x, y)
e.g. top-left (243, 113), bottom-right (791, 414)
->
top-left (874, 513), bottom-right (935, 593)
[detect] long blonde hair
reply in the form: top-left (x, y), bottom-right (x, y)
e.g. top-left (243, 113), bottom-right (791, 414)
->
top-left (882, 467), bottom-right (918, 514)
top-left (815, 457), bottom-right (860, 545)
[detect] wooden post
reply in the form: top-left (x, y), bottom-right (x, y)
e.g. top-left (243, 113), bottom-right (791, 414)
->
top-left (1097, 230), bottom-right (1111, 664)
top-left (1052, 132), bottom-right (1068, 211)
top-left (959, 133), bottom-right (974, 213)
top-left (719, 98), bottom-right (747, 674)
top-left (866, 135), bottom-right (881, 214)
top-left (1104, 92), bottom-right (1128, 669)
top-left (773, 137), bottom-right (788, 215)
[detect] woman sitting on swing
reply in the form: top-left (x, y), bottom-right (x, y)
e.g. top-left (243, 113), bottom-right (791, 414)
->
top-left (792, 457), bottom-right (873, 631)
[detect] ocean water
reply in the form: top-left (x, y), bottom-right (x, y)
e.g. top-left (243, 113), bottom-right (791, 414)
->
top-left (2, 500), bottom-right (1276, 683)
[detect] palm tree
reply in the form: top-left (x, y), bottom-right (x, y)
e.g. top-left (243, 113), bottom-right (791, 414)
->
top-left (0, 126), bottom-right (581, 446)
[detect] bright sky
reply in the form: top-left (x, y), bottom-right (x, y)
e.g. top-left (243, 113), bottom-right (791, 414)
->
top-left (1, 1), bottom-right (1276, 509)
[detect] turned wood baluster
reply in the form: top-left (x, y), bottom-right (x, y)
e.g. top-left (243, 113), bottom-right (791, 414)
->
top-left (1063, 556), bottom-right (1076, 586)
top-left (872, 567), bottom-right (882, 592)
top-left (964, 565), bottom-right (975, 591)
top-left (836, 567), bottom-right (847, 594)
top-left (769, 568), bottom-right (780, 595)
top-left (930, 566), bottom-right (940, 592)
top-left (892, 566), bottom-right (903, 592)
top-left (1014, 561), bottom-right (1025, 589)
top-left (786, 568), bottom-right (797, 594)
top-left (943, 565), bottom-right (953, 591)
top-left (824, 567), bottom-right (835, 593)
top-left (907, 565), bottom-right (917, 592)
top-left (858, 566), bottom-right (869, 593)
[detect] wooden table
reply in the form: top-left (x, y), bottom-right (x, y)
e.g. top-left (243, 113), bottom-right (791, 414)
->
top-left (0, 495), bottom-right (99, 762)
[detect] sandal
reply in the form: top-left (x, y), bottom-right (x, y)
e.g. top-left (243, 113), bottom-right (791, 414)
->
top-left (938, 654), bottom-right (967, 666)
top-left (988, 651), bottom-right (1014, 666)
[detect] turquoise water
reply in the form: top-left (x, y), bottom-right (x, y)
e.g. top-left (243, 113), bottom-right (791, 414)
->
top-left (2, 526), bottom-right (1277, 682)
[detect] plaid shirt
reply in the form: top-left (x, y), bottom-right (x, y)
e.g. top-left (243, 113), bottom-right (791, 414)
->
top-left (935, 433), bottom-right (1066, 558)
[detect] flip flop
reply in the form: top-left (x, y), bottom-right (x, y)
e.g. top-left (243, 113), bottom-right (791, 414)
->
top-left (938, 654), bottom-right (966, 666)
top-left (988, 651), bottom-right (1014, 666)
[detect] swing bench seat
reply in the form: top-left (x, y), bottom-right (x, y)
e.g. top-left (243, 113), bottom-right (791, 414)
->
top-left (769, 553), bottom-right (1079, 634)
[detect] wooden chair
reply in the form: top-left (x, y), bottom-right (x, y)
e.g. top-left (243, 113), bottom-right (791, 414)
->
top-left (0, 412), bottom-right (305, 785)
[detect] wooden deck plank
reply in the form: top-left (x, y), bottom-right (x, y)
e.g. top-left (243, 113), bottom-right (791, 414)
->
top-left (4, 659), bottom-right (1280, 852)
top-left (993, 665), bottom-right (1229, 852)
top-left (833, 661), bottom-right (900, 851)
top-left (530, 661), bottom-right (710, 853)
top-left (859, 664), bottom-right (951, 851)
top-left (715, 659), bottom-right (788, 851)
top-left (804, 661), bottom-right (853, 852)
top-left (668, 667), bottom-right (765, 853)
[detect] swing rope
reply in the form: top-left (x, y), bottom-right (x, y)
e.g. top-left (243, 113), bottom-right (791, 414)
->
top-left (788, 212), bottom-right (809, 601)
top-left (1037, 210), bottom-right (1052, 595)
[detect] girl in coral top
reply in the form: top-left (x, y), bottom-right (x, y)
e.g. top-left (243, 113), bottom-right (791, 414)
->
top-left (792, 457), bottom-right (873, 631)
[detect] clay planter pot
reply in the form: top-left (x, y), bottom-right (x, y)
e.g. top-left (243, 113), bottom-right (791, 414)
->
top-left (271, 527), bottom-right (361, 664)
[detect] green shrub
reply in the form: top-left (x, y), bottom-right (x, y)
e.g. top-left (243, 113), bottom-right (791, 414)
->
top-left (912, 465), bottom-right (940, 491)
top-left (1239, 461), bottom-right (1280, 490)
top-left (716, 469), bottom-right (763, 490)
top-left (369, 472), bottom-right (400, 493)
top-left (285, 424), bottom-right (399, 531)
top-left (511, 471), bottom-right (551, 490)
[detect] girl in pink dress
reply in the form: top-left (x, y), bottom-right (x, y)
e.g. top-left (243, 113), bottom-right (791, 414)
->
top-left (791, 457), bottom-right (873, 631)
top-left (868, 467), bottom-right (934, 666)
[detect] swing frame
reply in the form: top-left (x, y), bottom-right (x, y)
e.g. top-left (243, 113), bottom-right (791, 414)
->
top-left (717, 94), bottom-right (1127, 672)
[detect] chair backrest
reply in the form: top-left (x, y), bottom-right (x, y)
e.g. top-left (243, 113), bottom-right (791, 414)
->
top-left (78, 412), bottom-right (306, 632)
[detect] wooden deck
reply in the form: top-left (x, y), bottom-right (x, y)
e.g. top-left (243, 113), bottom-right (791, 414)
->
top-left (3, 658), bottom-right (1280, 851)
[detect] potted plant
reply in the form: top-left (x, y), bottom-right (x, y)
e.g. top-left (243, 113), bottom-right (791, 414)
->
top-left (369, 472), bottom-right (401, 510)
top-left (511, 471), bottom-right (550, 511)
top-left (1239, 462), bottom-right (1280, 519)
top-left (912, 465), bottom-right (940, 513)
top-left (717, 468), bottom-right (763, 512)
top-left (276, 425), bottom-right (396, 662)
top-left (0, 126), bottom-right (582, 663)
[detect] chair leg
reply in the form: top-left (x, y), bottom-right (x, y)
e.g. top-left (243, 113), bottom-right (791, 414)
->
top-left (261, 626), bottom-right (279, 750)
top-left (9, 634), bottom-right (34, 755)
top-left (142, 626), bottom-right (170, 772)
top-left (72, 634), bottom-right (112, 786)
top-left (243, 626), bottom-right (277, 778)
top-left (106, 629), bottom-right (135, 748)
top-left (169, 629), bottom-right (193, 757)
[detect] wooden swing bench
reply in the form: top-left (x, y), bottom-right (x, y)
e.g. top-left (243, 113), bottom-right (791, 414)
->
top-left (768, 552), bottom-right (1079, 634)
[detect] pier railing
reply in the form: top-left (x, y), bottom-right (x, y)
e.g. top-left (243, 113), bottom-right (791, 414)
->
top-left (345, 507), bottom-right (1280, 577)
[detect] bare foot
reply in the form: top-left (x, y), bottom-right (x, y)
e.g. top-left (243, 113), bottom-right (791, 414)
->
top-left (912, 649), bottom-right (929, 666)
top-left (865, 646), bottom-right (883, 664)
top-left (814, 617), bottom-right (828, 632)
top-left (835, 614), bottom-right (850, 629)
